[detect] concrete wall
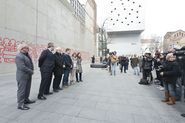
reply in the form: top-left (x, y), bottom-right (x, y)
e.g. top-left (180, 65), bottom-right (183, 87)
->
top-left (0, 0), bottom-right (96, 73)
top-left (107, 32), bottom-right (141, 56)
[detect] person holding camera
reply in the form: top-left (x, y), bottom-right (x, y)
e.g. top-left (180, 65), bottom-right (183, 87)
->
top-left (160, 53), bottom-right (180, 105)
top-left (139, 52), bottom-right (153, 85)
top-left (154, 54), bottom-right (165, 91)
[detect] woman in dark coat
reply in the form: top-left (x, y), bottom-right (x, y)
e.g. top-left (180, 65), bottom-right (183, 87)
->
top-left (76, 52), bottom-right (83, 82)
top-left (160, 53), bottom-right (180, 105)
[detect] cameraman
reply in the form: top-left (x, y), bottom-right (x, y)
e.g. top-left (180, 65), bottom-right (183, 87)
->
top-left (175, 46), bottom-right (185, 117)
top-left (155, 54), bottom-right (165, 90)
top-left (160, 53), bottom-right (180, 105)
top-left (139, 52), bottom-right (153, 85)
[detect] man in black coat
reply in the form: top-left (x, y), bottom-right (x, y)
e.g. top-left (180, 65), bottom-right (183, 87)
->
top-left (38, 42), bottom-right (55, 100)
top-left (52, 47), bottom-right (64, 92)
top-left (63, 48), bottom-right (73, 86)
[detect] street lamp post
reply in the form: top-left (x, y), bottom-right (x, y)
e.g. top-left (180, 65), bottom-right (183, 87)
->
top-left (100, 17), bottom-right (110, 58)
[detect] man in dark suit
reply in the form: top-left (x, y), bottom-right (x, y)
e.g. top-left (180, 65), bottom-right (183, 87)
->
top-left (38, 42), bottom-right (55, 100)
top-left (63, 48), bottom-right (73, 87)
top-left (52, 47), bottom-right (64, 92)
top-left (15, 44), bottom-right (35, 110)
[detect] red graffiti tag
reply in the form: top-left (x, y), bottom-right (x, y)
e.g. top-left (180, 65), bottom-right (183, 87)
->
top-left (0, 36), bottom-right (90, 64)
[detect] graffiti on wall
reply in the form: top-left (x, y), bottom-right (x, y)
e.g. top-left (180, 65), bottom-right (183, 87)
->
top-left (0, 36), bottom-right (46, 63)
top-left (0, 37), bottom-right (16, 63)
top-left (0, 36), bottom-right (90, 64)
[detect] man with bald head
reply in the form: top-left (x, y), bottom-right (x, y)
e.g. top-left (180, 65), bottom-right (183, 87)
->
top-left (52, 47), bottom-right (64, 92)
top-left (38, 42), bottom-right (55, 100)
top-left (15, 44), bottom-right (35, 110)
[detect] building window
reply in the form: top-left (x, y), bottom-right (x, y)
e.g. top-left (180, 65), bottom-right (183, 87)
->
top-left (70, 0), bottom-right (85, 23)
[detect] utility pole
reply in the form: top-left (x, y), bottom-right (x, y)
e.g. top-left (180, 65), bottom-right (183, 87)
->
top-left (100, 18), bottom-right (110, 58)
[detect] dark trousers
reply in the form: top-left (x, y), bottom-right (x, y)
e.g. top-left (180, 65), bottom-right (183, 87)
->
top-left (120, 64), bottom-right (123, 73)
top-left (76, 73), bottom-right (82, 81)
top-left (63, 69), bottom-right (70, 86)
top-left (53, 73), bottom-right (63, 89)
top-left (109, 64), bottom-right (111, 73)
top-left (156, 70), bottom-right (163, 86)
top-left (124, 65), bottom-right (127, 73)
top-left (143, 69), bottom-right (153, 81)
top-left (38, 71), bottom-right (53, 96)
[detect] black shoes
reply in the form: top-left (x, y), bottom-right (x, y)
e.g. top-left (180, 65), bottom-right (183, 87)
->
top-left (18, 99), bottom-right (35, 110)
top-left (24, 100), bottom-right (36, 104)
top-left (18, 105), bottom-right (30, 110)
top-left (139, 82), bottom-right (149, 85)
top-left (181, 114), bottom-right (185, 117)
top-left (53, 89), bottom-right (59, 92)
top-left (44, 92), bottom-right (53, 95)
top-left (138, 79), bottom-right (149, 85)
top-left (38, 95), bottom-right (47, 100)
top-left (58, 87), bottom-right (63, 90)
top-left (76, 80), bottom-right (83, 82)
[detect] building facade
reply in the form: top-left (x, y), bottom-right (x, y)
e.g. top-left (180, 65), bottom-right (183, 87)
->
top-left (97, 0), bottom-right (145, 56)
top-left (163, 30), bottom-right (185, 52)
top-left (140, 35), bottom-right (162, 55)
top-left (0, 0), bottom-right (97, 73)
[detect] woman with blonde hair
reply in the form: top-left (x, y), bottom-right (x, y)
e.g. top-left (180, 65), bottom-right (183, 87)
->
top-left (70, 52), bottom-right (77, 84)
top-left (160, 53), bottom-right (180, 105)
top-left (76, 52), bottom-right (83, 82)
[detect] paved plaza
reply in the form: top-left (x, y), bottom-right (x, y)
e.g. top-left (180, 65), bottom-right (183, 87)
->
top-left (0, 64), bottom-right (185, 123)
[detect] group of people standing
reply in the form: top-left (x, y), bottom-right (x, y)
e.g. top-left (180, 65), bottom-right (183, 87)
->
top-left (106, 51), bottom-right (118, 76)
top-left (118, 55), bottom-right (129, 73)
top-left (138, 50), bottom-right (183, 106)
top-left (105, 51), bottom-right (130, 76)
top-left (103, 51), bottom-right (138, 76)
top-left (15, 42), bottom-right (83, 110)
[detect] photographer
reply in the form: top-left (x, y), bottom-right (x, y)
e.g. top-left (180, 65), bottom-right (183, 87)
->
top-left (160, 53), bottom-right (180, 105)
top-left (139, 52), bottom-right (153, 85)
top-left (155, 54), bottom-right (165, 91)
top-left (174, 46), bottom-right (185, 117)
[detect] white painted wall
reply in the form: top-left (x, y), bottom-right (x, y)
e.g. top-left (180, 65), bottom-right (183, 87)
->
top-left (108, 32), bottom-right (142, 55)
top-left (0, 0), bottom-right (96, 73)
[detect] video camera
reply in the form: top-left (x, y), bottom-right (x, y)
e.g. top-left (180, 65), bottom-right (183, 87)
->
top-left (173, 46), bottom-right (185, 62)
top-left (162, 46), bottom-right (185, 61)
top-left (173, 47), bottom-right (185, 56)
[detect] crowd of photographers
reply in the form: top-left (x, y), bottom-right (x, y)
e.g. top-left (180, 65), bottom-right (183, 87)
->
top-left (93, 48), bottom-right (185, 117)
top-left (102, 47), bottom-right (185, 117)
top-left (137, 47), bottom-right (185, 117)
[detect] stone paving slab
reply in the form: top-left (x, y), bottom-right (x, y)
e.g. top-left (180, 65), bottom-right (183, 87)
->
top-left (0, 64), bottom-right (185, 123)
